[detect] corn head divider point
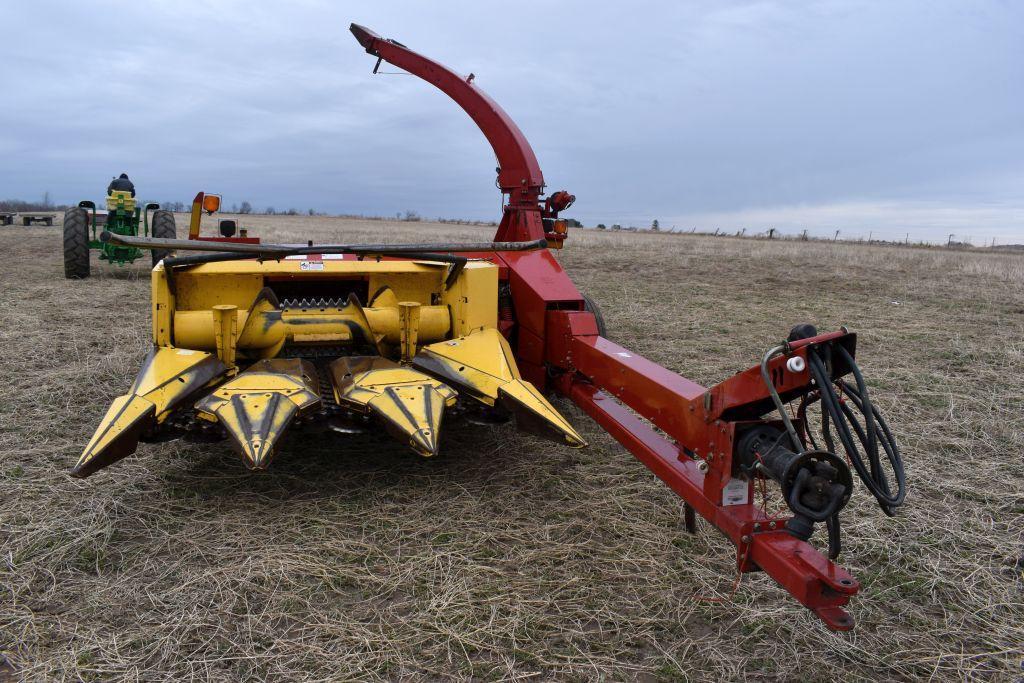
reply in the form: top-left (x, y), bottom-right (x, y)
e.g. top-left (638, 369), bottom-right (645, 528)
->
top-left (72, 22), bottom-right (907, 631)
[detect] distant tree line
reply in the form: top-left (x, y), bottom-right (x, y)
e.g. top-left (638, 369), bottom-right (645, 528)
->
top-left (157, 200), bottom-right (322, 216)
top-left (0, 191), bottom-right (65, 212)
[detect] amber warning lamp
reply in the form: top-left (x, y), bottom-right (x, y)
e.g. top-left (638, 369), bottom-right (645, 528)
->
top-left (545, 218), bottom-right (569, 249)
top-left (203, 194), bottom-right (222, 214)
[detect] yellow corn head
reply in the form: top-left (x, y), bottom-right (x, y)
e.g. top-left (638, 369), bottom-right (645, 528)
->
top-left (72, 246), bottom-right (586, 477)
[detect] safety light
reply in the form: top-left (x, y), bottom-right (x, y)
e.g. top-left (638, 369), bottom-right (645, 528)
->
top-left (203, 194), bottom-right (222, 214)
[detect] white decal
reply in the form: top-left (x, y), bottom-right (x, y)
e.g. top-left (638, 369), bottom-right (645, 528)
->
top-left (299, 261), bottom-right (325, 271)
top-left (722, 478), bottom-right (749, 506)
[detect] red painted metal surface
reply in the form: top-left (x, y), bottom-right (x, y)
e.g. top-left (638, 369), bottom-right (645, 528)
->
top-left (567, 381), bottom-right (857, 631)
top-left (355, 25), bottom-right (867, 630)
top-left (351, 24), bottom-right (547, 242)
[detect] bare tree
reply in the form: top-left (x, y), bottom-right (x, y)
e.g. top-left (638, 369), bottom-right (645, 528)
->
top-left (239, 201), bottom-right (253, 214)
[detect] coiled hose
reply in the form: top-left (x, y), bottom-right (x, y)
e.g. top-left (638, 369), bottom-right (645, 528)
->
top-left (798, 344), bottom-right (907, 516)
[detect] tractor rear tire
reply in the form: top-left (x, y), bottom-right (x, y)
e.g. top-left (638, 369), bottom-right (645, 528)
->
top-left (63, 207), bottom-right (90, 279)
top-left (151, 210), bottom-right (176, 266)
top-left (583, 292), bottom-right (607, 338)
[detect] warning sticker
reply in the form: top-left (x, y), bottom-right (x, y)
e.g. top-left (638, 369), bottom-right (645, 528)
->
top-left (722, 478), bottom-right (749, 506)
top-left (299, 261), bottom-right (325, 271)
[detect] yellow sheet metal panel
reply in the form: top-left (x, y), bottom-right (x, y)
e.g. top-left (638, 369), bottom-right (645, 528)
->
top-left (363, 305), bottom-right (449, 345)
top-left (129, 347), bottom-right (228, 421)
top-left (371, 384), bottom-right (445, 456)
top-left (498, 380), bottom-right (587, 448)
top-left (398, 301), bottom-right (421, 361)
top-left (413, 329), bottom-right (586, 448)
top-left (330, 356), bottom-right (457, 409)
top-left (367, 271), bottom-right (442, 305)
top-left (151, 264), bottom-right (175, 347)
top-left (236, 288), bottom-right (287, 359)
top-left (175, 272), bottom-right (265, 311)
top-left (174, 292), bottom-right (450, 354)
top-left (329, 356), bottom-right (457, 456)
top-left (173, 310), bottom-right (228, 351)
top-left (71, 395), bottom-right (156, 478)
top-left (212, 305), bottom-right (239, 367)
top-left (413, 328), bottom-right (520, 404)
top-left (195, 358), bottom-right (321, 469)
top-left (71, 347), bottom-right (228, 478)
top-left (443, 262), bottom-right (498, 337)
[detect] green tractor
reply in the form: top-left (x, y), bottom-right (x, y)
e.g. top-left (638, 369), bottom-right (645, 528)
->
top-left (63, 174), bottom-right (176, 279)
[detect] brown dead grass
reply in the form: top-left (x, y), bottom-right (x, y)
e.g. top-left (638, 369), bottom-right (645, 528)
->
top-left (1, 215), bottom-right (1022, 680)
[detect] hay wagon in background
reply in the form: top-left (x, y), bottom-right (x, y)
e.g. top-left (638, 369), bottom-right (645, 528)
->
top-left (18, 212), bottom-right (56, 226)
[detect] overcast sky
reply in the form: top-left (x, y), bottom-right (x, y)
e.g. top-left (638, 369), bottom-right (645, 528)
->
top-left (2, 1), bottom-right (1022, 243)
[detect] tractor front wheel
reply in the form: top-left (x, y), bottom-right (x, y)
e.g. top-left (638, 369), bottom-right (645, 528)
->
top-left (151, 210), bottom-right (176, 266)
top-left (63, 207), bottom-right (90, 279)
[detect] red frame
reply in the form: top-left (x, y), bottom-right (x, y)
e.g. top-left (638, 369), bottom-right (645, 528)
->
top-left (352, 24), bottom-right (863, 630)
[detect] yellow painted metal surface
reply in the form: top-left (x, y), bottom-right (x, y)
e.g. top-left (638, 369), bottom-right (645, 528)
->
top-left (236, 288), bottom-right (286, 359)
top-left (496, 378), bottom-right (587, 448)
top-left (364, 287), bottom-right (449, 346)
top-left (175, 272), bottom-right (265, 312)
top-left (212, 304), bottom-right (239, 367)
top-left (195, 358), bottom-right (321, 469)
top-left (441, 262), bottom-right (498, 336)
top-left (398, 301), bottom-right (421, 361)
top-left (79, 255), bottom-right (585, 477)
top-left (151, 263), bottom-right (175, 347)
top-left (329, 356), bottom-right (456, 457)
top-left (106, 190), bottom-right (136, 212)
top-left (72, 347), bottom-right (227, 477)
top-left (172, 287), bottom-right (449, 356)
top-left (413, 328), bottom-right (520, 403)
top-left (413, 329), bottom-right (586, 448)
top-left (188, 194), bottom-right (203, 239)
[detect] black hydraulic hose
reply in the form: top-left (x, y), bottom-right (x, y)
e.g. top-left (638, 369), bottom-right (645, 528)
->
top-left (826, 513), bottom-right (841, 559)
top-left (102, 230), bottom-right (547, 255)
top-left (162, 250), bottom-right (468, 269)
top-left (806, 347), bottom-right (906, 515)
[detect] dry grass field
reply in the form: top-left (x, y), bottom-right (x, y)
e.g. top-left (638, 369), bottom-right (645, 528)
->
top-left (1, 214), bottom-right (1022, 681)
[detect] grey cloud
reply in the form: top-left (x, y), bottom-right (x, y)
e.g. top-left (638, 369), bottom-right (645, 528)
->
top-left (1, 0), bottom-right (1021, 242)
